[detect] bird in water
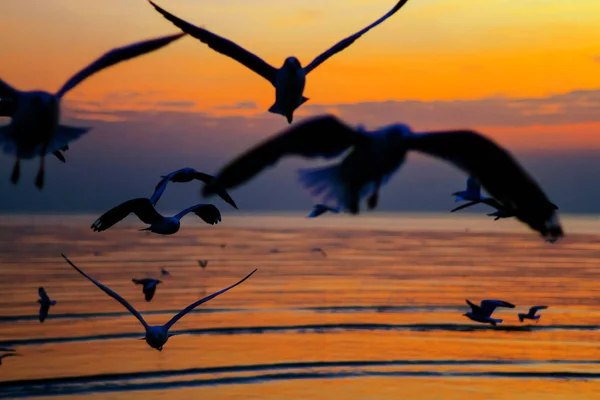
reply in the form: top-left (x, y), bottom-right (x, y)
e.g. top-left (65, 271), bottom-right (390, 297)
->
top-left (308, 204), bottom-right (341, 218)
top-left (38, 287), bottom-right (56, 323)
top-left (518, 305), bottom-right (548, 323)
top-left (0, 33), bottom-right (185, 189)
top-left (148, 0), bottom-right (411, 123)
top-left (132, 278), bottom-right (162, 302)
top-left (198, 260), bottom-right (209, 269)
top-left (0, 353), bottom-right (20, 366)
top-left (463, 299), bottom-right (515, 326)
top-left (152, 168), bottom-right (238, 209)
top-left (62, 254), bottom-right (256, 351)
top-left (91, 198), bottom-right (221, 234)
top-left (202, 115), bottom-right (563, 242)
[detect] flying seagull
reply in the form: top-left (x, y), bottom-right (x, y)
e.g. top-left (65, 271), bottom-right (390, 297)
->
top-left (160, 267), bottom-right (171, 277)
top-left (62, 254), bottom-right (256, 351)
top-left (451, 197), bottom-right (519, 221)
top-left (202, 115), bottom-right (563, 242)
top-left (308, 204), bottom-right (341, 218)
top-left (38, 287), bottom-right (56, 323)
top-left (0, 33), bottom-right (185, 189)
top-left (152, 168), bottom-right (238, 209)
top-left (518, 305), bottom-right (548, 323)
top-left (198, 260), bottom-right (208, 269)
top-left (91, 198), bottom-right (221, 234)
top-left (0, 353), bottom-right (20, 366)
top-left (148, 0), bottom-right (411, 123)
top-left (464, 299), bottom-right (515, 326)
top-left (132, 278), bottom-right (162, 302)
top-left (452, 175), bottom-right (488, 203)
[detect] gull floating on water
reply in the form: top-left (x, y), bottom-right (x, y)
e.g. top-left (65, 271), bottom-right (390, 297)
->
top-left (0, 33), bottom-right (185, 189)
top-left (518, 305), bottom-right (548, 323)
top-left (198, 260), bottom-right (208, 269)
top-left (132, 278), bottom-right (162, 302)
top-left (152, 168), bottom-right (238, 209)
top-left (148, 0), bottom-right (410, 123)
top-left (62, 254), bottom-right (256, 351)
top-left (0, 353), bottom-right (20, 366)
top-left (202, 115), bottom-right (563, 242)
top-left (464, 299), bottom-right (515, 326)
top-left (38, 287), bottom-right (56, 323)
top-left (91, 198), bottom-right (221, 234)
top-left (308, 204), bottom-right (341, 218)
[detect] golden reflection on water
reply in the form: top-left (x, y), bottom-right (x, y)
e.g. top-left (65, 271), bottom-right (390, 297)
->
top-left (1, 214), bottom-right (600, 398)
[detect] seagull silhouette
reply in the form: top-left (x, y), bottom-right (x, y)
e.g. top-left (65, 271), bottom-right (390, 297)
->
top-left (148, 0), bottom-right (410, 123)
top-left (38, 287), bottom-right (56, 323)
top-left (0, 33), bottom-right (185, 188)
top-left (464, 299), bottom-right (515, 326)
top-left (452, 175), bottom-right (488, 203)
top-left (62, 254), bottom-right (256, 351)
top-left (132, 278), bottom-right (162, 302)
top-left (198, 260), bottom-right (209, 269)
top-left (518, 305), bottom-right (548, 323)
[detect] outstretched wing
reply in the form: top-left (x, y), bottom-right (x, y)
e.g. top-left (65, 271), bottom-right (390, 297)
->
top-left (164, 269), bottom-right (257, 329)
top-left (465, 299), bottom-right (480, 312)
top-left (150, 176), bottom-right (171, 206)
top-left (61, 254), bottom-right (149, 330)
top-left (203, 115), bottom-right (367, 196)
top-left (406, 130), bottom-right (562, 241)
top-left (91, 198), bottom-right (162, 232)
top-left (529, 305), bottom-right (548, 315)
top-left (175, 203), bottom-right (222, 225)
top-left (56, 33), bottom-right (185, 98)
top-left (149, 1), bottom-right (277, 85)
top-left (144, 284), bottom-right (157, 302)
top-left (480, 300), bottom-right (515, 316)
top-left (305, 0), bottom-right (410, 74)
top-left (38, 287), bottom-right (50, 303)
top-left (193, 172), bottom-right (240, 210)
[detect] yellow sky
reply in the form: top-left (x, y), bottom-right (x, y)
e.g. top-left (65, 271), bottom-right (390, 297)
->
top-left (1, 0), bottom-right (599, 112)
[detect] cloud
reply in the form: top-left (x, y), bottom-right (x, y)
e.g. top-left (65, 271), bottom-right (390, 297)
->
top-left (154, 101), bottom-right (196, 109)
top-left (213, 101), bottom-right (258, 111)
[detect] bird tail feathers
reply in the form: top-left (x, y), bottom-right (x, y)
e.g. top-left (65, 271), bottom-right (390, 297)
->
top-left (298, 164), bottom-right (355, 211)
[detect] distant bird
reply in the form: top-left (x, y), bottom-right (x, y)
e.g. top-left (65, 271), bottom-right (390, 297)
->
top-left (160, 267), bottom-right (170, 277)
top-left (452, 175), bottom-right (488, 203)
top-left (463, 299), bottom-right (515, 326)
top-left (38, 287), bottom-right (56, 323)
top-left (62, 254), bottom-right (256, 351)
top-left (91, 198), bottom-right (221, 234)
top-left (203, 115), bottom-right (563, 242)
top-left (0, 33), bottom-right (185, 189)
top-left (220, 243), bottom-right (227, 249)
top-left (152, 168), bottom-right (238, 209)
top-left (518, 305), bottom-right (548, 323)
top-left (0, 353), bottom-right (19, 366)
top-left (148, 0), bottom-right (411, 124)
top-left (132, 278), bottom-right (162, 302)
top-left (308, 204), bottom-right (341, 218)
top-left (198, 260), bottom-right (208, 269)
top-left (311, 247), bottom-right (327, 257)
top-left (451, 198), bottom-right (517, 221)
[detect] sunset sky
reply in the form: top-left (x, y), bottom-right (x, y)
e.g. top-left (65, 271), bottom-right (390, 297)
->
top-left (1, 0), bottom-right (600, 213)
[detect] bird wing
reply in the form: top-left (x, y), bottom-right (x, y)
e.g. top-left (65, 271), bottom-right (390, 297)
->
top-left (38, 287), bottom-right (50, 303)
top-left (465, 175), bottom-right (481, 196)
top-left (55, 33), bottom-right (185, 98)
top-left (450, 200), bottom-right (482, 213)
top-left (203, 115), bottom-right (368, 195)
top-left (150, 176), bottom-right (171, 206)
top-left (174, 203), bottom-right (222, 225)
top-left (52, 150), bottom-right (66, 163)
top-left (61, 254), bottom-right (149, 330)
top-left (0, 98), bottom-right (17, 117)
top-left (39, 303), bottom-right (50, 322)
top-left (149, 1), bottom-right (277, 85)
top-left (480, 300), bottom-right (515, 316)
top-left (91, 198), bottom-right (162, 232)
top-left (0, 79), bottom-right (18, 100)
top-left (465, 299), bottom-right (481, 312)
top-left (192, 171), bottom-right (215, 184)
top-left (47, 125), bottom-right (91, 153)
top-left (529, 305), bottom-right (548, 315)
top-left (308, 207), bottom-right (326, 218)
top-left (144, 284), bottom-right (157, 302)
top-left (164, 269), bottom-right (257, 329)
top-left (192, 172), bottom-right (240, 210)
top-left (304, 0), bottom-right (410, 74)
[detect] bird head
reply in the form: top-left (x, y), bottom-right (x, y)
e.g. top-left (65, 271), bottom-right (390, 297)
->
top-left (283, 57), bottom-right (302, 68)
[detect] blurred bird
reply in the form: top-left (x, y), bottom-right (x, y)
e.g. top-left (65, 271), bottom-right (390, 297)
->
top-left (464, 299), bottom-right (515, 326)
top-left (198, 260), bottom-right (209, 269)
top-left (308, 204), bottom-right (341, 218)
top-left (160, 267), bottom-right (171, 277)
top-left (62, 254), bottom-right (256, 351)
top-left (38, 287), bottom-right (56, 323)
top-left (148, 0), bottom-right (411, 123)
top-left (132, 278), bottom-right (162, 302)
top-left (0, 33), bottom-right (185, 188)
top-left (203, 115), bottom-right (563, 242)
top-left (518, 305), bottom-right (548, 323)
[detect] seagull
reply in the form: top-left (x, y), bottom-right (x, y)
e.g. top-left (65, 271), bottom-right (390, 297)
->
top-left (148, 0), bottom-right (411, 123)
top-left (62, 254), bottom-right (256, 351)
top-left (0, 33), bottom-right (185, 189)
top-left (451, 197), bottom-right (518, 221)
top-left (308, 204), bottom-right (341, 218)
top-left (160, 267), bottom-right (171, 277)
top-left (38, 287), bottom-right (56, 323)
top-left (518, 305), bottom-right (548, 323)
top-left (151, 168), bottom-right (238, 209)
top-left (0, 353), bottom-right (20, 366)
top-left (198, 260), bottom-right (208, 269)
top-left (202, 115), bottom-right (563, 242)
top-left (311, 247), bottom-right (328, 257)
top-left (91, 198), bottom-right (221, 234)
top-left (463, 299), bottom-right (515, 326)
top-left (452, 175), bottom-right (488, 203)
top-left (132, 278), bottom-right (162, 302)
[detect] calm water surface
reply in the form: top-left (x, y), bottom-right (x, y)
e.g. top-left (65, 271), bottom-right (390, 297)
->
top-left (1, 213), bottom-right (600, 399)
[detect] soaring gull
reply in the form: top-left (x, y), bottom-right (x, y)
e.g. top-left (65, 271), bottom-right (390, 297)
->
top-left (518, 305), bottom-right (548, 323)
top-left (91, 198), bottom-right (221, 234)
top-left (152, 168), bottom-right (238, 209)
top-left (62, 254), bottom-right (256, 351)
top-left (38, 287), bottom-right (56, 323)
top-left (464, 299), bottom-right (515, 326)
top-left (0, 33), bottom-right (185, 188)
top-left (308, 204), bottom-right (341, 218)
top-left (148, 0), bottom-right (411, 123)
top-left (132, 278), bottom-right (162, 302)
top-left (202, 115), bottom-right (563, 242)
